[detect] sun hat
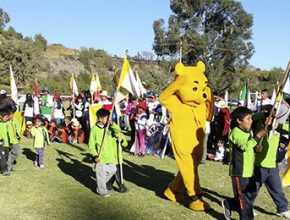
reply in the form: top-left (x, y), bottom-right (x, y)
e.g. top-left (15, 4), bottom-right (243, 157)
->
top-left (100, 90), bottom-right (111, 98)
top-left (42, 87), bottom-right (50, 93)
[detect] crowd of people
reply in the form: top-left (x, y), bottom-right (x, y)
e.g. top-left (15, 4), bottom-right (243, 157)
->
top-left (1, 85), bottom-right (290, 219)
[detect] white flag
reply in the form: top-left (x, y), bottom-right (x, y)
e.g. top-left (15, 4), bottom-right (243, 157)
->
top-left (136, 71), bottom-right (147, 96)
top-left (9, 64), bottom-right (18, 103)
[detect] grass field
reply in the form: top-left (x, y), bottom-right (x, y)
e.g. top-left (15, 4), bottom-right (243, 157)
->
top-left (0, 137), bottom-right (289, 220)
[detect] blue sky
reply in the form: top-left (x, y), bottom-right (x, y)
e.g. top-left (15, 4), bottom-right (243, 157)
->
top-left (0, 0), bottom-right (289, 70)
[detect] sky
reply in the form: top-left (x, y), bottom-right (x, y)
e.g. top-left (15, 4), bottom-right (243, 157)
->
top-left (0, 0), bottom-right (289, 70)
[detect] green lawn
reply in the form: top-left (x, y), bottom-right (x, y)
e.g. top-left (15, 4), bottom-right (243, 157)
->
top-left (0, 138), bottom-right (289, 220)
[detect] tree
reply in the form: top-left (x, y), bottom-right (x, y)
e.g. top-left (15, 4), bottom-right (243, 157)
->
top-left (34, 33), bottom-right (48, 51)
top-left (152, 0), bottom-right (254, 93)
top-left (0, 8), bottom-right (10, 30)
top-left (0, 38), bottom-right (41, 85)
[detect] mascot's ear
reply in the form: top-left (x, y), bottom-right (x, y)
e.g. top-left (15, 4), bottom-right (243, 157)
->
top-left (196, 61), bottom-right (206, 73)
top-left (175, 63), bottom-right (184, 76)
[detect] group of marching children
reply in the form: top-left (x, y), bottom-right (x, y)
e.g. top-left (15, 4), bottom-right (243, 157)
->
top-left (222, 102), bottom-right (290, 220)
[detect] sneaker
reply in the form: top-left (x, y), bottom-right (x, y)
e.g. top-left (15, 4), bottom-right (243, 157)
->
top-left (101, 194), bottom-right (111, 198)
top-left (106, 183), bottom-right (114, 191)
top-left (119, 185), bottom-right (128, 193)
top-left (34, 161), bottom-right (38, 166)
top-left (39, 165), bottom-right (44, 169)
top-left (253, 211), bottom-right (258, 217)
top-left (277, 210), bottom-right (290, 218)
top-left (2, 171), bottom-right (11, 176)
top-left (221, 199), bottom-right (231, 220)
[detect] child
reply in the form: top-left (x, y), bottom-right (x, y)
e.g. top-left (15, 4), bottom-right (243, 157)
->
top-left (222, 107), bottom-right (267, 220)
top-left (7, 110), bottom-right (22, 172)
top-left (31, 114), bottom-right (50, 168)
top-left (134, 101), bottom-right (148, 156)
top-left (88, 108), bottom-right (127, 197)
top-left (252, 104), bottom-right (290, 218)
top-left (0, 104), bottom-right (13, 176)
top-left (277, 135), bottom-right (289, 165)
top-left (207, 138), bottom-right (225, 162)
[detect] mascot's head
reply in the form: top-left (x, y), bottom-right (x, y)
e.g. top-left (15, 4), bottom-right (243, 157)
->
top-left (175, 61), bottom-right (211, 107)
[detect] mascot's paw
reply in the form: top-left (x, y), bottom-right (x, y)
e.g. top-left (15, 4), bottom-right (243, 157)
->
top-left (189, 198), bottom-right (210, 211)
top-left (164, 187), bottom-right (184, 203)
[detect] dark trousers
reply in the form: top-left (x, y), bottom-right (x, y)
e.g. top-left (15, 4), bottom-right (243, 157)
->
top-left (0, 146), bottom-right (10, 173)
top-left (254, 166), bottom-right (288, 213)
top-left (226, 176), bottom-right (256, 220)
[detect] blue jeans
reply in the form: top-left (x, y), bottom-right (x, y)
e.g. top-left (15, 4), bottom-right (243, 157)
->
top-left (254, 166), bottom-right (288, 213)
top-left (36, 148), bottom-right (44, 166)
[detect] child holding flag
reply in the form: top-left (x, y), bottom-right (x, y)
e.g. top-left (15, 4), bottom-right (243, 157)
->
top-left (88, 108), bottom-right (127, 197)
top-left (222, 107), bottom-right (267, 220)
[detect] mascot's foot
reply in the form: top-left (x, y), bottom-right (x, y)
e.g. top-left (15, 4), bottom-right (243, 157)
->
top-left (189, 197), bottom-right (210, 211)
top-left (164, 187), bottom-right (184, 203)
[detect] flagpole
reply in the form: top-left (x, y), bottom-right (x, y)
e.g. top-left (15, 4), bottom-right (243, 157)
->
top-left (258, 60), bottom-right (290, 146)
top-left (72, 73), bottom-right (76, 118)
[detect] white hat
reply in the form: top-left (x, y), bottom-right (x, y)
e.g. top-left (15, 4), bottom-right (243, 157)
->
top-left (0, 89), bottom-right (7, 95)
top-left (215, 99), bottom-right (227, 109)
top-left (26, 121), bottom-right (33, 125)
top-left (100, 90), bottom-right (110, 98)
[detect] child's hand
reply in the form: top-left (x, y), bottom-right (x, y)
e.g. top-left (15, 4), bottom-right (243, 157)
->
top-left (256, 129), bottom-right (267, 139)
top-left (255, 145), bottom-right (263, 152)
top-left (95, 156), bottom-right (100, 164)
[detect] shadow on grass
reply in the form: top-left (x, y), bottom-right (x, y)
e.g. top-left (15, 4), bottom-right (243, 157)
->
top-left (22, 148), bottom-right (36, 162)
top-left (123, 159), bottom-right (174, 198)
top-left (55, 149), bottom-right (96, 193)
top-left (67, 142), bottom-right (86, 152)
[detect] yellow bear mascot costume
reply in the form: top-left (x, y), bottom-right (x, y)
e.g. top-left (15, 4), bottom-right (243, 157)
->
top-left (159, 61), bottom-right (214, 211)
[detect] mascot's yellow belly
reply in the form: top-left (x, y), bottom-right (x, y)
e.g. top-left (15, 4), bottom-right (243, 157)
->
top-left (170, 103), bottom-right (206, 155)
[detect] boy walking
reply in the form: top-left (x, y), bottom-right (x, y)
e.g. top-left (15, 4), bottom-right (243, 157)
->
top-left (222, 107), bottom-right (267, 220)
top-left (88, 108), bottom-right (127, 197)
top-left (252, 104), bottom-right (290, 218)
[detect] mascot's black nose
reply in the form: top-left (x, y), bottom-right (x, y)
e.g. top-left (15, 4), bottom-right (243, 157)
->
top-left (203, 93), bottom-right (207, 99)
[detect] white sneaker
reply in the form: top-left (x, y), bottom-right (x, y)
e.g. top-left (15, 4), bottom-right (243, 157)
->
top-left (253, 211), bottom-right (258, 217)
top-left (221, 199), bottom-right (231, 220)
top-left (39, 165), bottom-right (45, 169)
top-left (278, 210), bottom-right (290, 219)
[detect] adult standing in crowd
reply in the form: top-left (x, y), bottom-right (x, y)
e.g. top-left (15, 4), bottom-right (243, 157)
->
top-left (22, 93), bottom-right (34, 124)
top-left (40, 87), bottom-right (54, 121)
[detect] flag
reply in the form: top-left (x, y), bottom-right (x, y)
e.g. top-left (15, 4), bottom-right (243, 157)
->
top-left (70, 74), bottom-right (78, 96)
top-left (239, 84), bottom-right (247, 106)
top-left (95, 73), bottom-right (102, 90)
top-left (89, 74), bottom-right (97, 94)
top-left (224, 89), bottom-right (229, 106)
top-left (89, 104), bottom-right (103, 128)
top-left (117, 57), bottom-right (140, 97)
top-left (135, 71), bottom-right (147, 96)
top-left (33, 78), bottom-right (40, 115)
top-left (239, 84), bottom-right (247, 101)
top-left (9, 64), bottom-right (18, 103)
top-left (283, 148), bottom-right (290, 186)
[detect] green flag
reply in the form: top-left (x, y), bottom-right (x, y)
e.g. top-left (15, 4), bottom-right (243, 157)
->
top-left (239, 84), bottom-right (247, 100)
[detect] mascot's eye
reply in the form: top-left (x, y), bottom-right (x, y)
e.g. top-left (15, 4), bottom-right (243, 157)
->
top-left (192, 87), bottom-right (198, 91)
